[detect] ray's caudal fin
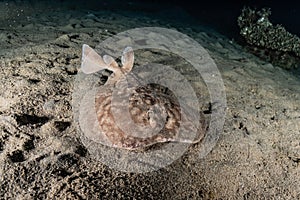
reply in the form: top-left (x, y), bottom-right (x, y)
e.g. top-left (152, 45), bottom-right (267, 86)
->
top-left (81, 44), bottom-right (134, 86)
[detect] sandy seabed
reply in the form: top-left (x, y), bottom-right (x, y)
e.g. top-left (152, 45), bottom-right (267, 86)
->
top-left (0, 2), bottom-right (299, 199)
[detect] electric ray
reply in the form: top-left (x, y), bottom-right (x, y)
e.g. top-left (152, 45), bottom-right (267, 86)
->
top-left (79, 44), bottom-right (206, 150)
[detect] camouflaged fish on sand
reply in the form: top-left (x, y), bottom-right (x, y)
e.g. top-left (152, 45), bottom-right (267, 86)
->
top-left (79, 44), bottom-right (206, 150)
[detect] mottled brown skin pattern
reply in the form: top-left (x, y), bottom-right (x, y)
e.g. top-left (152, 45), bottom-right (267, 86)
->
top-left (95, 84), bottom-right (182, 150)
top-left (81, 45), bottom-right (206, 150)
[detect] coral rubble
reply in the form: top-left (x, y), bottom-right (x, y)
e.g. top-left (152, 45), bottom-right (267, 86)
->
top-left (238, 7), bottom-right (300, 69)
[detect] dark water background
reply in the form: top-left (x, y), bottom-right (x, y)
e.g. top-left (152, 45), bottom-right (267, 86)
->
top-left (2, 0), bottom-right (300, 38)
top-left (1, 0), bottom-right (300, 76)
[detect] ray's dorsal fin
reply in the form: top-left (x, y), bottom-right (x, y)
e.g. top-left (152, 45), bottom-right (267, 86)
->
top-left (121, 46), bottom-right (134, 73)
top-left (103, 55), bottom-right (119, 72)
top-left (81, 44), bottom-right (116, 74)
top-left (81, 44), bottom-right (135, 86)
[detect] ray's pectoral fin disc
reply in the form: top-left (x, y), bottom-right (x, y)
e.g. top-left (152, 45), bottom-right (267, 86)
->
top-left (79, 44), bottom-right (206, 150)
